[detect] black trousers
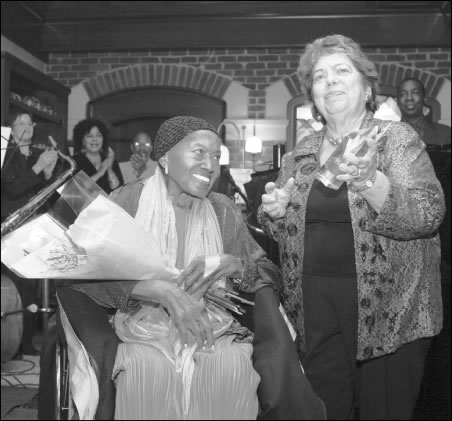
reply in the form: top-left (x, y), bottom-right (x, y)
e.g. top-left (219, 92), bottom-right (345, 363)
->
top-left (302, 273), bottom-right (431, 420)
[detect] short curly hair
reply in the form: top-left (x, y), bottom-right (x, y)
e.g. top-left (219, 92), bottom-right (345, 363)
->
top-left (72, 118), bottom-right (110, 156)
top-left (7, 110), bottom-right (34, 127)
top-left (297, 34), bottom-right (379, 121)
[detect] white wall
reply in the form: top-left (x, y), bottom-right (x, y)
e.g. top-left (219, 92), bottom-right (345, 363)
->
top-left (437, 79), bottom-right (451, 127)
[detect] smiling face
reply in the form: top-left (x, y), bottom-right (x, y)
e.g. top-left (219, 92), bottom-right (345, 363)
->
top-left (82, 126), bottom-right (104, 154)
top-left (397, 79), bottom-right (424, 119)
top-left (161, 130), bottom-right (221, 199)
top-left (311, 53), bottom-right (369, 123)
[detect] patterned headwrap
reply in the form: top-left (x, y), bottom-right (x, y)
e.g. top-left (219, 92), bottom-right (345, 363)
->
top-left (152, 116), bottom-right (218, 161)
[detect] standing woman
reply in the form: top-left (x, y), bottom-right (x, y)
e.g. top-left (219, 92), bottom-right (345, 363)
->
top-left (72, 119), bottom-right (124, 194)
top-left (259, 34), bottom-right (445, 420)
top-left (2, 111), bottom-right (59, 356)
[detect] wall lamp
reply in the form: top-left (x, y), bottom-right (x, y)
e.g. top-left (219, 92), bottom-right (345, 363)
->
top-left (219, 144), bottom-right (230, 165)
top-left (245, 122), bottom-right (262, 172)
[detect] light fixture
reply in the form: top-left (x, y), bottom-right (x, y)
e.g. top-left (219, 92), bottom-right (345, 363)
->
top-left (219, 144), bottom-right (230, 165)
top-left (245, 122), bottom-right (262, 172)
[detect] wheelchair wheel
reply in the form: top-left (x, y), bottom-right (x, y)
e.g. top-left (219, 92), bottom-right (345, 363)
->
top-left (55, 340), bottom-right (71, 420)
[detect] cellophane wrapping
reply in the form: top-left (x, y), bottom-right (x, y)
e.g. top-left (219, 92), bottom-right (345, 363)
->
top-left (1, 171), bottom-right (178, 281)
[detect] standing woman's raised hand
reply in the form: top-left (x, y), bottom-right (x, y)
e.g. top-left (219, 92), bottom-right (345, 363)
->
top-left (337, 126), bottom-right (384, 186)
top-left (262, 177), bottom-right (295, 220)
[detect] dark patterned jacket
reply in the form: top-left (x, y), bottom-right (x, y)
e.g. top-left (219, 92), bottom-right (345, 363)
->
top-left (258, 113), bottom-right (445, 361)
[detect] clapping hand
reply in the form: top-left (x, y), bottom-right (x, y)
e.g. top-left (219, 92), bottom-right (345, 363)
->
top-left (130, 151), bottom-right (147, 176)
top-left (337, 126), bottom-right (385, 185)
top-left (99, 147), bottom-right (115, 174)
top-left (262, 177), bottom-right (296, 220)
top-left (34, 149), bottom-right (58, 179)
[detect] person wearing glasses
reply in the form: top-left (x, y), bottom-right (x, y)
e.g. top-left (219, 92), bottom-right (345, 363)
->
top-left (119, 131), bottom-right (158, 184)
top-left (1, 111), bottom-right (59, 219)
top-left (1, 110), bottom-right (60, 356)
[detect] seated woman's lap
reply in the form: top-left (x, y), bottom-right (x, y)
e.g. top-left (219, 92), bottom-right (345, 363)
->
top-left (114, 337), bottom-right (259, 420)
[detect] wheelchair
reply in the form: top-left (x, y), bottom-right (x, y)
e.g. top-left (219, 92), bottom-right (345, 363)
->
top-left (55, 336), bottom-right (71, 420)
top-left (43, 287), bottom-right (325, 421)
top-left (44, 291), bottom-right (119, 421)
top-left (44, 225), bottom-right (278, 421)
top-left (41, 218), bottom-right (324, 420)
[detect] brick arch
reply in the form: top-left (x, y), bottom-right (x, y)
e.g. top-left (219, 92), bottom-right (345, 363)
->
top-left (282, 65), bottom-right (449, 151)
top-left (81, 64), bottom-right (233, 101)
top-left (282, 73), bottom-right (303, 98)
top-left (281, 64), bottom-right (447, 99)
top-left (375, 63), bottom-right (445, 98)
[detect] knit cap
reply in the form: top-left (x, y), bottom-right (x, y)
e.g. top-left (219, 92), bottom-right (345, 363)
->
top-left (152, 116), bottom-right (218, 161)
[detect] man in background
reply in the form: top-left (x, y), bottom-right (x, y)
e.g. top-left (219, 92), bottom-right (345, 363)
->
top-left (120, 132), bottom-right (157, 184)
top-left (397, 77), bottom-right (451, 421)
top-left (397, 77), bottom-right (450, 148)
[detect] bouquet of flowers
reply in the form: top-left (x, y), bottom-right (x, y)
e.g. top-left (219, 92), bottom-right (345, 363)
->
top-left (1, 171), bottom-right (178, 281)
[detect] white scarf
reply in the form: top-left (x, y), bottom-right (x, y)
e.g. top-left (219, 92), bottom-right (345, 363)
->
top-left (134, 166), bottom-right (224, 270)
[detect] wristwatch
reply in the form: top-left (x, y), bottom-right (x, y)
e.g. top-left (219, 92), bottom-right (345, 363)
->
top-left (350, 172), bottom-right (377, 193)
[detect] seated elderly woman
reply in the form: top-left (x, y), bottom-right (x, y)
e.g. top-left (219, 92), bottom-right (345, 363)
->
top-left (44, 116), bottom-right (324, 420)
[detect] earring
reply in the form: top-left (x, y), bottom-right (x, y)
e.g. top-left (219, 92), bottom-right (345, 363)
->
top-left (311, 104), bottom-right (323, 122)
top-left (365, 93), bottom-right (370, 103)
top-left (165, 165), bottom-right (168, 175)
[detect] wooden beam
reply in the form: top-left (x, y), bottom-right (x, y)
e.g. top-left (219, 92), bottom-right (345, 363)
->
top-left (36, 14), bottom-right (449, 51)
top-left (20, 1), bottom-right (446, 21)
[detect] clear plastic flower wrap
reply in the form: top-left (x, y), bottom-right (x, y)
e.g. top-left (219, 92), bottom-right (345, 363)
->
top-left (1, 171), bottom-right (179, 281)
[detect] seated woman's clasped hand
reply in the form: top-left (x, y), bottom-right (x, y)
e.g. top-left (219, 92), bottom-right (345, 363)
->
top-left (175, 254), bottom-right (243, 298)
top-left (148, 279), bottom-right (215, 349)
top-left (158, 254), bottom-right (244, 349)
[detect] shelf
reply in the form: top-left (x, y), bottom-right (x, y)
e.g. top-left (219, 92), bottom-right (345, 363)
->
top-left (9, 97), bottom-right (62, 124)
top-left (2, 52), bottom-right (69, 150)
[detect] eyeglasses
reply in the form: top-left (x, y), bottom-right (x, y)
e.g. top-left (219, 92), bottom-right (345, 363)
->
top-left (134, 141), bottom-right (151, 147)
